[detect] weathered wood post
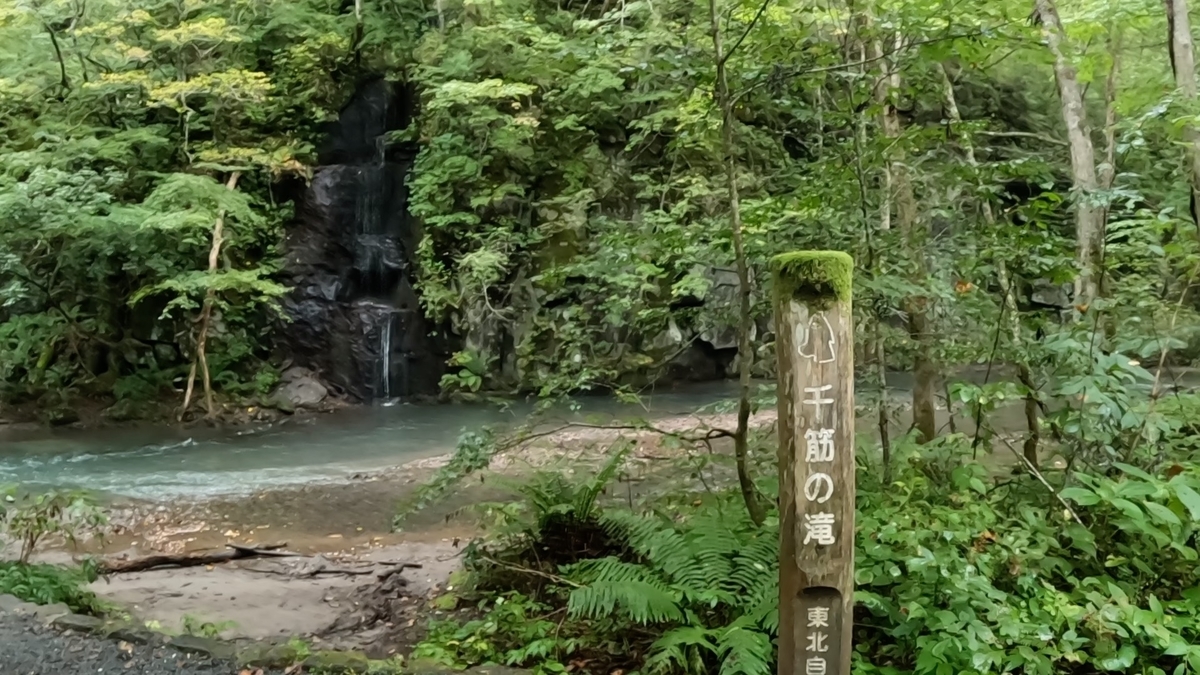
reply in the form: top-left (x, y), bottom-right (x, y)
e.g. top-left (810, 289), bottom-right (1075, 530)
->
top-left (773, 251), bottom-right (855, 675)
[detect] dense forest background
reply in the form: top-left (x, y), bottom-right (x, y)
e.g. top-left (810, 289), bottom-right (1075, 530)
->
top-left (3, 0), bottom-right (1198, 423)
top-left (6, 1), bottom-right (1200, 673)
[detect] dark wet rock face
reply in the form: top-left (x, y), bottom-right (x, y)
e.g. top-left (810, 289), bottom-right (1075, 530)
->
top-left (281, 80), bottom-right (446, 402)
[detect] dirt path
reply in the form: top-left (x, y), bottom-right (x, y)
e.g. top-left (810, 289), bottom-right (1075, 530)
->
top-left (90, 539), bottom-right (463, 643)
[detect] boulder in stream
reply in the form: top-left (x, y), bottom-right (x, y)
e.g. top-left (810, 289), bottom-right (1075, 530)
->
top-left (269, 375), bottom-right (329, 412)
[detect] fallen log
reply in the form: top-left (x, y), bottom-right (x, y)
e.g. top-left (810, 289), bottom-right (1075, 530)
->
top-left (241, 558), bottom-right (423, 580)
top-left (376, 562), bottom-right (422, 581)
top-left (97, 543), bottom-right (295, 574)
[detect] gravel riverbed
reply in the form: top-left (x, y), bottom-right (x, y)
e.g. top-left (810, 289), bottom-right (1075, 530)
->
top-left (0, 612), bottom-right (265, 675)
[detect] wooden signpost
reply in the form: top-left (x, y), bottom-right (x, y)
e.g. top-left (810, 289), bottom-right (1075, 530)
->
top-left (772, 251), bottom-right (855, 675)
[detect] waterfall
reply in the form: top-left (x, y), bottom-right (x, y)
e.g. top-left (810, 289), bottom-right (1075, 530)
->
top-left (380, 312), bottom-right (393, 401)
top-left (282, 79), bottom-right (445, 402)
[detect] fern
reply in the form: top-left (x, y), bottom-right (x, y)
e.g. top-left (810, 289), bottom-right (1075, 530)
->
top-left (645, 626), bottom-right (718, 675)
top-left (714, 625), bottom-right (772, 675)
top-left (564, 498), bottom-right (779, 675)
top-left (572, 440), bottom-right (632, 521)
top-left (567, 579), bottom-right (684, 624)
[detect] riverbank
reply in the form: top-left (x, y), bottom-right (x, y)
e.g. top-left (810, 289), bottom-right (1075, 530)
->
top-left (15, 408), bottom-right (764, 653)
top-left (0, 362), bottom-right (1050, 435)
top-left (0, 390), bottom-right (347, 437)
top-left (3, 363), bottom-right (1154, 660)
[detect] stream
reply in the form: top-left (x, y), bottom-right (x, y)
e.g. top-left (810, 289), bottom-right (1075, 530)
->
top-left (0, 382), bottom-right (745, 501)
top-left (2, 366), bottom-right (1194, 503)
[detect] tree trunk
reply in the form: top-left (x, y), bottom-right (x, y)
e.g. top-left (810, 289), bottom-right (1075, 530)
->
top-left (940, 63), bottom-right (1041, 466)
top-left (709, 0), bottom-right (764, 526)
top-left (98, 544), bottom-right (293, 574)
top-left (180, 171), bottom-right (242, 421)
top-left (1034, 0), bottom-right (1104, 309)
top-left (1101, 32), bottom-right (1120, 195)
top-left (849, 26), bottom-right (893, 479)
top-left (1167, 0), bottom-right (1200, 229)
top-left (876, 34), bottom-right (937, 443)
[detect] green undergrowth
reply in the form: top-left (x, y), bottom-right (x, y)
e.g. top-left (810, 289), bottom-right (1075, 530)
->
top-left (0, 486), bottom-right (109, 615)
top-left (0, 560), bottom-right (104, 615)
top-left (410, 432), bottom-right (1200, 675)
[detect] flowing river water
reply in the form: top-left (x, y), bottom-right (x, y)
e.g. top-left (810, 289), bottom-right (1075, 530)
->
top-left (0, 382), bottom-right (751, 502)
top-left (5, 366), bottom-right (1198, 504)
top-left (0, 366), bottom-right (1192, 574)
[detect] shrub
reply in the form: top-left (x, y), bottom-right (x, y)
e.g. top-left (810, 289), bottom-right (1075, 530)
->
top-left (0, 486), bottom-right (109, 616)
top-left (0, 487), bottom-right (107, 563)
top-left (413, 431), bottom-right (1200, 675)
top-left (0, 561), bottom-right (104, 614)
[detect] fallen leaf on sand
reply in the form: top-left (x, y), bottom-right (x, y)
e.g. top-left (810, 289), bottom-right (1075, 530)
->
top-left (118, 641), bottom-right (133, 654)
top-left (284, 665), bottom-right (300, 675)
top-left (328, 534), bottom-right (343, 539)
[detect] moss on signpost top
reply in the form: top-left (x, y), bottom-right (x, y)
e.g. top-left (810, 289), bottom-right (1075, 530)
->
top-left (771, 250), bottom-right (854, 307)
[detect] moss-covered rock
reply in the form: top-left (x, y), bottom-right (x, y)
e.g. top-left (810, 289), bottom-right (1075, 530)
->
top-left (168, 634), bottom-right (236, 659)
top-left (41, 407), bottom-right (80, 427)
top-left (237, 642), bottom-right (300, 668)
top-left (302, 650), bottom-right (371, 673)
top-left (98, 619), bottom-right (156, 645)
top-left (103, 399), bottom-right (144, 422)
top-left (51, 613), bottom-right (104, 632)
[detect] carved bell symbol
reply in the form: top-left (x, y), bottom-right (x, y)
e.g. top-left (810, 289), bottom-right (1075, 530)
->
top-left (796, 313), bottom-right (836, 364)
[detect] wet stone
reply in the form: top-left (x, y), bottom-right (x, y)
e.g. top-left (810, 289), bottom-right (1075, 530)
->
top-left (237, 642), bottom-right (299, 668)
top-left (302, 650), bottom-right (370, 673)
top-left (51, 614), bottom-right (104, 633)
top-left (29, 603), bottom-right (71, 622)
top-left (0, 594), bottom-right (25, 613)
top-left (167, 634), bottom-right (235, 660)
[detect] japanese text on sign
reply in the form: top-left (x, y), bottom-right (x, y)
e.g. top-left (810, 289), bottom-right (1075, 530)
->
top-left (804, 604), bottom-right (831, 675)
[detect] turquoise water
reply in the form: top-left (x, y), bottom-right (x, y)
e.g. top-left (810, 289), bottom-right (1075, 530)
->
top-left (4, 365), bottom-right (1191, 502)
top-left (0, 383), bottom-right (741, 501)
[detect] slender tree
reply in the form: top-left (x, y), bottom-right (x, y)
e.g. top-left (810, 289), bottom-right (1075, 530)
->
top-left (1034, 0), bottom-right (1105, 309)
top-left (1166, 0), bottom-right (1200, 230)
top-left (874, 29), bottom-right (937, 443)
top-left (708, 0), bottom-right (764, 526)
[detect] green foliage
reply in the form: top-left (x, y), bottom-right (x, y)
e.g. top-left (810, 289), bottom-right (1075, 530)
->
top-left (394, 429), bottom-right (500, 529)
top-left (1, 0), bottom-right (1196, 414)
top-left (413, 593), bottom-right (578, 675)
top-left (0, 0), bottom-right (359, 412)
top-left (567, 507), bottom-right (778, 675)
top-left (181, 614), bottom-right (237, 639)
top-left (0, 562), bottom-right (104, 615)
top-left (412, 414), bottom-right (1200, 675)
top-left (0, 487), bottom-right (106, 564)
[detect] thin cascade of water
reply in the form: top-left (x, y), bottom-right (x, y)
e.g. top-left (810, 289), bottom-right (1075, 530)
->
top-left (380, 313), bottom-right (393, 401)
